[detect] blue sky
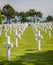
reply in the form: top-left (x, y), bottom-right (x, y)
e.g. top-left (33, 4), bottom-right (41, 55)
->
top-left (0, 0), bottom-right (53, 17)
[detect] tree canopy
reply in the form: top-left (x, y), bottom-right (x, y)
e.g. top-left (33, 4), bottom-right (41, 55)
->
top-left (2, 4), bottom-right (15, 23)
top-left (46, 15), bottom-right (53, 22)
top-left (18, 11), bottom-right (30, 23)
top-left (2, 4), bottom-right (43, 23)
top-left (27, 9), bottom-right (43, 23)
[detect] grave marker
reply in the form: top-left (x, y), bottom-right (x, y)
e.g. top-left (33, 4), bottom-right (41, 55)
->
top-left (35, 31), bottom-right (43, 50)
top-left (4, 26), bottom-right (7, 37)
top-left (3, 36), bottom-right (13, 61)
top-left (14, 30), bottom-right (18, 47)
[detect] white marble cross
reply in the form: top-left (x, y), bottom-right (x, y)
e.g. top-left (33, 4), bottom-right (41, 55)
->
top-left (35, 31), bottom-right (43, 50)
top-left (20, 28), bottom-right (23, 35)
top-left (4, 26), bottom-right (7, 37)
top-left (48, 26), bottom-right (52, 37)
top-left (34, 29), bottom-right (39, 41)
top-left (18, 33), bottom-right (21, 40)
top-left (14, 30), bottom-right (18, 47)
top-left (9, 25), bottom-right (12, 34)
top-left (3, 36), bottom-right (13, 61)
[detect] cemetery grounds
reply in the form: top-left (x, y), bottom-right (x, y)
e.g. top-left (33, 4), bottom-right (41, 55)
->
top-left (0, 24), bottom-right (53, 65)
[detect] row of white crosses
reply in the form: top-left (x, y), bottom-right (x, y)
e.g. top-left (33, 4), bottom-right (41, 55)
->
top-left (46, 23), bottom-right (52, 37)
top-left (31, 22), bottom-right (53, 51)
top-left (31, 23), bottom-right (43, 50)
top-left (34, 22), bottom-right (52, 37)
top-left (2, 23), bottom-right (28, 61)
top-left (14, 23), bottom-right (28, 47)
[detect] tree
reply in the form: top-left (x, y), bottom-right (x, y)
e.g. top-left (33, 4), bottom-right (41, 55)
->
top-left (18, 11), bottom-right (27, 23)
top-left (29, 9), bottom-right (36, 17)
top-left (27, 9), bottom-right (43, 23)
top-left (15, 11), bottom-right (19, 16)
top-left (0, 9), bottom-right (2, 24)
top-left (28, 9), bottom-right (36, 22)
top-left (46, 15), bottom-right (53, 22)
top-left (36, 11), bottom-right (42, 18)
top-left (2, 4), bottom-right (15, 24)
top-left (25, 9), bottom-right (36, 22)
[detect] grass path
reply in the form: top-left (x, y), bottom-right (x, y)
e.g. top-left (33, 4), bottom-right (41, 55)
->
top-left (11, 26), bottom-right (36, 60)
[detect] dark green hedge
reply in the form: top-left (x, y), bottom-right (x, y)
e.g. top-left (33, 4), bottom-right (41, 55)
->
top-left (0, 10), bottom-right (2, 24)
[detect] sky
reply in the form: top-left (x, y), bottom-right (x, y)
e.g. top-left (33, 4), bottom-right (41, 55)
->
top-left (0, 0), bottom-right (53, 17)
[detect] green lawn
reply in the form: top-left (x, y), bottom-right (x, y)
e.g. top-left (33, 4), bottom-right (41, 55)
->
top-left (0, 26), bottom-right (53, 65)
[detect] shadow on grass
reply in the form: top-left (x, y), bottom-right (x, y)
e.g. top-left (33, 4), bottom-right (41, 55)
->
top-left (0, 50), bottom-right (53, 65)
top-left (26, 49), bottom-right (34, 51)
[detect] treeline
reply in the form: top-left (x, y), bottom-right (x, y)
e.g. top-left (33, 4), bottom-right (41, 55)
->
top-left (40, 15), bottom-right (53, 23)
top-left (0, 4), bottom-right (53, 24)
top-left (1, 4), bottom-right (42, 23)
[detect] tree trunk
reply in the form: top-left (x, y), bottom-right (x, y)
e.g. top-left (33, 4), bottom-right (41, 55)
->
top-left (7, 18), bottom-right (11, 24)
